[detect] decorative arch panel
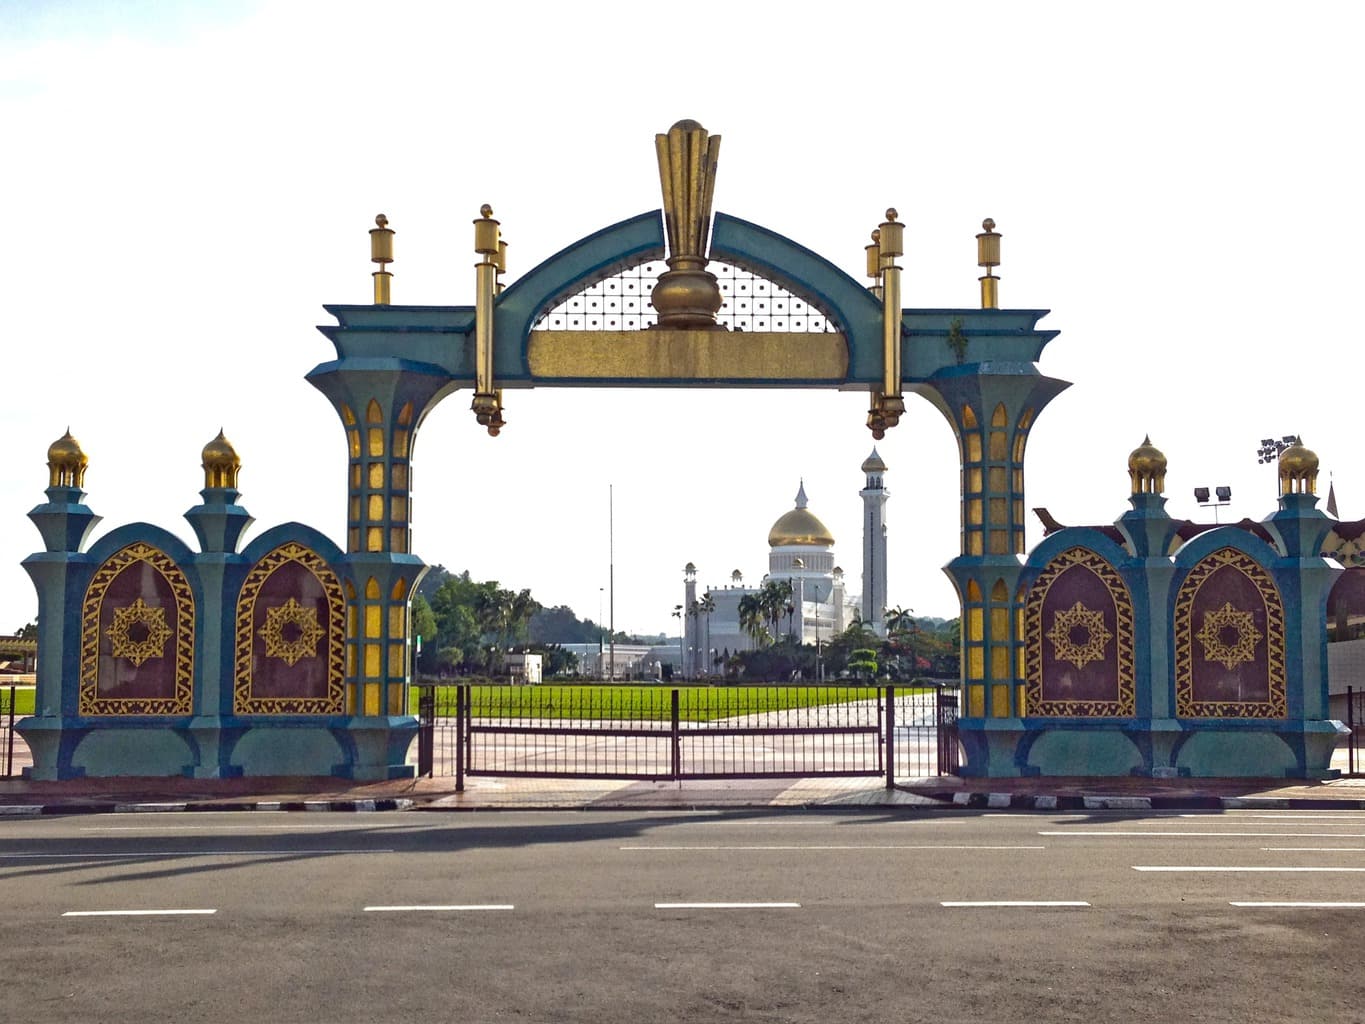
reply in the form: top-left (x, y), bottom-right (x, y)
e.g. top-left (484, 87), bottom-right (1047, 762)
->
top-left (234, 543), bottom-right (346, 715)
top-left (1175, 547), bottom-right (1286, 718)
top-left (80, 543), bottom-right (195, 716)
top-left (1025, 547), bottom-right (1135, 717)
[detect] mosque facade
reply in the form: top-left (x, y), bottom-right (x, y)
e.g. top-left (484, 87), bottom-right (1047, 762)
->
top-left (680, 452), bottom-right (887, 677)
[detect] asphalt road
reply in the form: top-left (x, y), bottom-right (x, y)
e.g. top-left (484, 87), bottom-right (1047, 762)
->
top-left (2, 808), bottom-right (1364, 1022)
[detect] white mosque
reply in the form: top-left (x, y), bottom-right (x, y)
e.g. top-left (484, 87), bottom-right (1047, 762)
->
top-left (680, 450), bottom-right (889, 676)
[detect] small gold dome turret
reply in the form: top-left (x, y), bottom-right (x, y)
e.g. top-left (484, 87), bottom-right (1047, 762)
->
top-left (47, 428), bottom-right (88, 488)
top-left (202, 429), bottom-right (241, 490)
top-left (1128, 435), bottom-right (1167, 495)
top-left (861, 447), bottom-right (887, 474)
top-left (1278, 437), bottom-right (1318, 496)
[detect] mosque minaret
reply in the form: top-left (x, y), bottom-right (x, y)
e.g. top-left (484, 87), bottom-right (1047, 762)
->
top-left (681, 450), bottom-right (888, 675)
top-left (860, 448), bottom-right (889, 636)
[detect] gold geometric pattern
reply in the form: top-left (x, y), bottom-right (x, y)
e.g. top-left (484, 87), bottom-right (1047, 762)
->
top-left (1046, 601), bottom-right (1113, 670)
top-left (80, 543), bottom-right (195, 716)
top-left (1024, 547), bottom-right (1136, 718)
top-left (105, 598), bottom-right (173, 667)
top-left (1195, 602), bottom-right (1262, 671)
top-left (258, 597), bottom-right (325, 667)
top-left (234, 543), bottom-right (345, 715)
top-left (1174, 547), bottom-right (1286, 719)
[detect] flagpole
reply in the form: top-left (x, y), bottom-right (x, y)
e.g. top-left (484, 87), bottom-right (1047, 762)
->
top-left (609, 483), bottom-right (615, 681)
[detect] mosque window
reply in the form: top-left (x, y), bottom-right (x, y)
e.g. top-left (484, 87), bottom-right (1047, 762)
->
top-left (991, 404), bottom-right (1008, 428)
top-left (369, 464), bottom-right (385, 489)
top-left (962, 405), bottom-right (978, 429)
top-left (368, 429), bottom-right (385, 458)
top-left (366, 400), bottom-right (383, 423)
top-left (397, 402), bottom-right (413, 426)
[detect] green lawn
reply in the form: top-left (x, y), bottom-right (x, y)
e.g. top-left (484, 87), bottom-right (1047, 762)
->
top-left (411, 683), bottom-right (898, 722)
top-left (0, 685), bottom-right (35, 717)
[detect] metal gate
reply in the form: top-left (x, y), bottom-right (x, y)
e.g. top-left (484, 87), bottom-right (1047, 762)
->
top-left (1347, 686), bottom-right (1365, 775)
top-left (415, 683), bottom-right (962, 789)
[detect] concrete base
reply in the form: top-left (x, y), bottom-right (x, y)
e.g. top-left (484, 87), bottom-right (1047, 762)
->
top-left (958, 718), bottom-right (1350, 778)
top-left (16, 714), bottom-right (420, 780)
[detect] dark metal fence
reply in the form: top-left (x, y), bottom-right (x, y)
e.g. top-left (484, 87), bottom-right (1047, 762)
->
top-left (1347, 686), bottom-right (1365, 775)
top-left (1, 684), bottom-right (23, 779)
top-left (415, 683), bottom-right (962, 789)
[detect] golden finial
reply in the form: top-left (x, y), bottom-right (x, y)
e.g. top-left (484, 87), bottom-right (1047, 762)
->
top-left (474, 204), bottom-right (500, 256)
top-left (1128, 435), bottom-right (1167, 495)
top-left (651, 119), bottom-right (724, 328)
top-left (878, 209), bottom-right (903, 258)
top-left (1278, 437), bottom-right (1319, 496)
top-left (47, 428), bottom-right (88, 489)
top-left (865, 228), bottom-right (882, 283)
top-left (370, 213), bottom-right (394, 305)
top-left (202, 429), bottom-right (242, 490)
top-left (977, 217), bottom-right (1001, 309)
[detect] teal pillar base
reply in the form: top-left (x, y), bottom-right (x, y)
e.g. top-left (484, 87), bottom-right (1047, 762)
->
top-left (14, 717), bottom-right (87, 781)
top-left (332, 716), bottom-right (418, 780)
top-left (183, 718), bottom-right (243, 779)
top-left (958, 718), bottom-right (1349, 778)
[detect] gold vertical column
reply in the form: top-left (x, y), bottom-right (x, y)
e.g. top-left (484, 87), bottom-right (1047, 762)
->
top-left (370, 214), bottom-right (394, 304)
top-left (977, 218), bottom-right (1000, 309)
top-left (868, 210), bottom-right (905, 439)
top-left (471, 205), bottom-right (503, 434)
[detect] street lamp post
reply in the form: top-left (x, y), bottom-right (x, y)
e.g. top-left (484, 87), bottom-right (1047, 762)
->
top-left (1193, 485), bottom-right (1232, 524)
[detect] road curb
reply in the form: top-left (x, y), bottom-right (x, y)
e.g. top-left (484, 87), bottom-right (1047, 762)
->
top-left (0, 798), bottom-right (416, 815)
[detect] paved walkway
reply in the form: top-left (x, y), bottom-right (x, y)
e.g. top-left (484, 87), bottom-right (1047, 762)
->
top-left (2, 748), bottom-right (1364, 815)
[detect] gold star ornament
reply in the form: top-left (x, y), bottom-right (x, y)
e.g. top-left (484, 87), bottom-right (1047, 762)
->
top-left (1196, 602), bottom-right (1262, 671)
top-left (258, 597), bottom-right (326, 667)
top-left (1046, 601), bottom-right (1113, 670)
top-left (105, 597), bottom-right (174, 667)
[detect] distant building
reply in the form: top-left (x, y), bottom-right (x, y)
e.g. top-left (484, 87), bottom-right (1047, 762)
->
top-left (681, 453), bottom-right (886, 677)
top-left (504, 653), bottom-right (542, 685)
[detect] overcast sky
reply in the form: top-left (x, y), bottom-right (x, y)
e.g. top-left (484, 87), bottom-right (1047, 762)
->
top-left (2, 1), bottom-right (1358, 638)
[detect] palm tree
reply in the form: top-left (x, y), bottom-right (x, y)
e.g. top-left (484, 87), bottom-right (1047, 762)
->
top-left (699, 593), bottom-right (716, 674)
top-left (738, 593), bottom-right (766, 649)
top-left (685, 599), bottom-right (702, 677)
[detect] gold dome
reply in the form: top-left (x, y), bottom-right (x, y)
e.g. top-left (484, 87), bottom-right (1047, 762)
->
top-left (768, 482), bottom-right (835, 548)
top-left (1128, 435), bottom-right (1167, 495)
top-left (202, 429), bottom-right (241, 489)
top-left (47, 429), bottom-right (88, 488)
top-left (1278, 438), bottom-right (1318, 496)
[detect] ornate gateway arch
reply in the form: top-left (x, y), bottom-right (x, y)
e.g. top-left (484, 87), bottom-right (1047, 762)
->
top-left (306, 119), bottom-right (1065, 766)
top-left (25, 119), bottom-right (1343, 782)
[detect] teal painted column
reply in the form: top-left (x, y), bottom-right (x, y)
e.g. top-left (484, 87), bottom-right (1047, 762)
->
top-left (19, 433), bottom-right (101, 778)
top-left (307, 358), bottom-right (457, 778)
top-left (183, 433), bottom-right (254, 777)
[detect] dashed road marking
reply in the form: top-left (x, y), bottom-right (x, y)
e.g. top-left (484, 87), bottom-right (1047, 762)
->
top-left (655, 902), bottom-right (800, 909)
top-left (941, 901), bottom-right (1090, 908)
top-left (1133, 865), bottom-right (1365, 873)
top-left (63, 909), bottom-right (216, 917)
top-left (363, 905), bottom-right (514, 912)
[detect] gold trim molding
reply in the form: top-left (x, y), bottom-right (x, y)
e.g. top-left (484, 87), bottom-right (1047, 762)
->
top-left (527, 329), bottom-right (849, 381)
top-left (80, 543), bottom-right (195, 717)
top-left (234, 543), bottom-right (346, 715)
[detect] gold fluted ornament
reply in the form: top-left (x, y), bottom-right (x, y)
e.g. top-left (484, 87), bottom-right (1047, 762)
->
top-left (650, 119), bottom-right (724, 329)
top-left (370, 214), bottom-right (394, 305)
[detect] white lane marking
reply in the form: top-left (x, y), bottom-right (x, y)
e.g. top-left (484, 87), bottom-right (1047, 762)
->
top-left (655, 902), bottom-right (800, 909)
top-left (621, 845), bottom-right (1043, 852)
top-left (80, 825), bottom-right (419, 832)
top-left (1262, 847), bottom-right (1365, 852)
top-left (1133, 866), bottom-right (1365, 873)
top-left (941, 901), bottom-right (1090, 908)
top-left (1176, 813), bottom-right (1365, 820)
top-left (1231, 902), bottom-right (1365, 908)
top-left (1041, 831), bottom-right (1365, 838)
top-left (0, 849), bottom-right (394, 859)
top-left (360, 912), bottom-right (513, 917)
top-left (63, 909), bottom-right (216, 917)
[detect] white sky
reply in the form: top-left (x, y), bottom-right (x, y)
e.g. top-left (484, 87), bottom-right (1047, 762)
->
top-left (2, 1), bottom-right (1358, 638)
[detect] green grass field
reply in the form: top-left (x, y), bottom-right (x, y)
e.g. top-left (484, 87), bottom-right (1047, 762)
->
top-left (0, 683), bottom-right (924, 723)
top-left (411, 683), bottom-right (897, 722)
top-left (0, 685), bottom-right (35, 717)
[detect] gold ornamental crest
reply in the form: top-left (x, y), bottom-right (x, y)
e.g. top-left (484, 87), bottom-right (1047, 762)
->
top-left (258, 597), bottom-right (325, 667)
top-left (105, 597), bottom-right (173, 667)
top-left (1046, 601), bottom-right (1113, 670)
top-left (1196, 602), bottom-right (1262, 671)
